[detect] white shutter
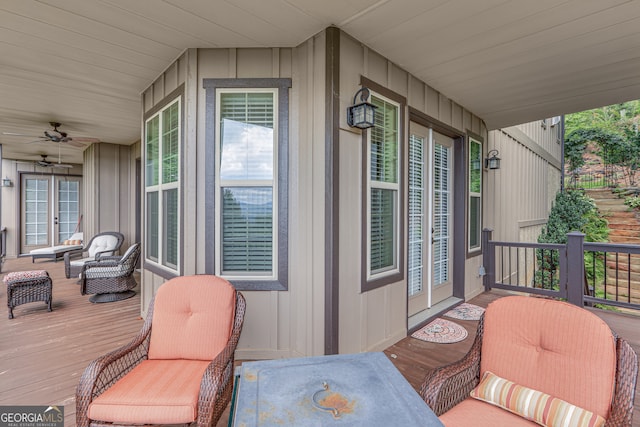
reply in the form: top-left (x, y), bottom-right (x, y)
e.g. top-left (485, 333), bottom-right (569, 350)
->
top-left (408, 134), bottom-right (424, 296)
top-left (433, 144), bottom-right (451, 285)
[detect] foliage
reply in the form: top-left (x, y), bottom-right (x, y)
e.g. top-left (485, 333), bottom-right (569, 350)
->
top-left (625, 195), bottom-right (640, 210)
top-left (564, 101), bottom-right (640, 187)
top-left (564, 101), bottom-right (640, 136)
top-left (536, 190), bottom-right (609, 289)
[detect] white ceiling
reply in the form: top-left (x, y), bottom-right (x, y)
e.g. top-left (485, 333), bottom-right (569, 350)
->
top-left (1, 0), bottom-right (640, 163)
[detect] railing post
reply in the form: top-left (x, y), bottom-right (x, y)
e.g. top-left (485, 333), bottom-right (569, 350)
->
top-left (482, 228), bottom-right (494, 291)
top-left (566, 231), bottom-right (585, 306)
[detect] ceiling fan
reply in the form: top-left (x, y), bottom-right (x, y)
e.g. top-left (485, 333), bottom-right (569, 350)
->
top-left (3, 122), bottom-right (100, 147)
top-left (36, 154), bottom-right (73, 169)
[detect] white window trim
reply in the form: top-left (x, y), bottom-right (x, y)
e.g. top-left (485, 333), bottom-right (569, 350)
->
top-left (144, 97), bottom-right (181, 274)
top-left (468, 137), bottom-right (482, 253)
top-left (366, 92), bottom-right (401, 282)
top-left (214, 88), bottom-right (279, 281)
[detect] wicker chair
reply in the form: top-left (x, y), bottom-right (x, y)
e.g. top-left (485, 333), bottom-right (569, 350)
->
top-left (420, 296), bottom-right (638, 426)
top-left (80, 243), bottom-right (140, 303)
top-left (76, 275), bottom-right (246, 427)
top-left (64, 231), bottom-right (124, 279)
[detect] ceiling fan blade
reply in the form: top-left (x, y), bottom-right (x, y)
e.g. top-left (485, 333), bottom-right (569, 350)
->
top-left (52, 163), bottom-right (74, 169)
top-left (2, 132), bottom-right (41, 137)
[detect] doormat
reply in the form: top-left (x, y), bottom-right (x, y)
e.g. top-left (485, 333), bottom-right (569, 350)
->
top-left (411, 318), bottom-right (468, 344)
top-left (444, 303), bottom-right (485, 321)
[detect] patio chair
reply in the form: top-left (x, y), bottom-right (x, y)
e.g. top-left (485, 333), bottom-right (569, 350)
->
top-left (64, 231), bottom-right (124, 278)
top-left (80, 242), bottom-right (140, 303)
top-left (420, 296), bottom-right (638, 427)
top-left (29, 231), bottom-right (84, 263)
top-left (76, 275), bottom-right (246, 427)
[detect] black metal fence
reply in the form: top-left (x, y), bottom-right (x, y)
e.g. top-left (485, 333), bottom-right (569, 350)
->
top-left (482, 229), bottom-right (640, 311)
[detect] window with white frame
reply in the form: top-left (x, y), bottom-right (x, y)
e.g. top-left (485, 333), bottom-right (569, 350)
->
top-left (468, 137), bottom-right (482, 252)
top-left (145, 97), bottom-right (181, 272)
top-left (215, 89), bottom-right (278, 280)
top-left (203, 78), bottom-right (290, 291)
top-left (367, 94), bottom-right (401, 282)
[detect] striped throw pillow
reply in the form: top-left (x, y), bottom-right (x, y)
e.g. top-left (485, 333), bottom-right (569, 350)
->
top-left (470, 371), bottom-right (606, 427)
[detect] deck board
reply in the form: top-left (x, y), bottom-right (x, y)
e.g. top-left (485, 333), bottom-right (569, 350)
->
top-left (1, 257), bottom-right (638, 426)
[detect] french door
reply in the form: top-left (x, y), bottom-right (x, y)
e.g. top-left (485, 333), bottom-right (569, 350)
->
top-left (408, 123), bottom-right (453, 318)
top-left (21, 174), bottom-right (82, 252)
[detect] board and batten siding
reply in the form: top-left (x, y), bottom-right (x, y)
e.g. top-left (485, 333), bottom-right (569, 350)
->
top-left (337, 31), bottom-right (488, 354)
top-left (138, 27), bottom-right (561, 359)
top-left (484, 124), bottom-right (562, 286)
top-left (140, 38), bottom-right (329, 359)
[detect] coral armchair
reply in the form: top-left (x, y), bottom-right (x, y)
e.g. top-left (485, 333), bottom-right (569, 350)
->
top-left (420, 296), bottom-right (638, 427)
top-left (76, 275), bottom-right (246, 427)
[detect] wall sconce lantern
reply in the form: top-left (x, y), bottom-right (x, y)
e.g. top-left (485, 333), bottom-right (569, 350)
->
top-left (2, 176), bottom-right (12, 187)
top-left (347, 87), bottom-right (377, 129)
top-left (485, 149), bottom-right (501, 170)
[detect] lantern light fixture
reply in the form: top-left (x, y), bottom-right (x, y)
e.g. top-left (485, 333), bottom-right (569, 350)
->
top-left (2, 176), bottom-right (12, 187)
top-left (347, 87), bottom-right (377, 129)
top-left (485, 149), bottom-right (501, 170)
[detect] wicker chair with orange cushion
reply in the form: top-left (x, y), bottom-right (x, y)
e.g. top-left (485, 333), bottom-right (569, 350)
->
top-left (76, 275), bottom-right (246, 427)
top-left (420, 296), bottom-right (638, 427)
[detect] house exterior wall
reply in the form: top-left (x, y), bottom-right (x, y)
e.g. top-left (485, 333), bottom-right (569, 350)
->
top-left (82, 142), bottom-right (138, 250)
top-left (140, 37), bottom-right (329, 359)
top-left (138, 27), bottom-right (562, 359)
top-left (337, 32), bottom-right (489, 353)
top-left (485, 121), bottom-right (562, 244)
top-left (484, 120), bottom-right (563, 286)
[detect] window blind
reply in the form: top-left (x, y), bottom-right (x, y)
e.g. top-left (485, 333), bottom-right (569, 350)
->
top-left (219, 91), bottom-right (276, 274)
top-left (408, 134), bottom-right (424, 296)
top-left (433, 144), bottom-right (450, 285)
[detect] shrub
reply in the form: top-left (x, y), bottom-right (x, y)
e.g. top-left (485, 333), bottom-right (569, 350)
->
top-left (536, 190), bottom-right (609, 289)
top-left (624, 195), bottom-right (640, 210)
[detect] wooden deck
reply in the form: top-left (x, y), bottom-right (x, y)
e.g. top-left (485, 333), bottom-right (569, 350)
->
top-left (1, 257), bottom-right (639, 426)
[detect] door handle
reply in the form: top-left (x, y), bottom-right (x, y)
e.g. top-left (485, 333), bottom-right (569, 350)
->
top-left (431, 227), bottom-right (435, 245)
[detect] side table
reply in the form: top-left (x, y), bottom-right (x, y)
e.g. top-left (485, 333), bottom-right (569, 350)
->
top-left (4, 270), bottom-right (53, 319)
top-left (230, 352), bottom-right (444, 427)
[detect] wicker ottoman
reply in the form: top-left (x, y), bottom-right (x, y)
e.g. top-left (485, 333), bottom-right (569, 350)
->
top-left (4, 270), bottom-right (52, 319)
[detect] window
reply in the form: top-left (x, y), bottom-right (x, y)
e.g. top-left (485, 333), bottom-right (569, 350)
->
top-left (366, 93), bottom-right (401, 284)
top-left (145, 96), bottom-right (181, 272)
top-left (204, 78), bottom-right (290, 291)
top-left (216, 89), bottom-right (277, 279)
top-left (468, 137), bottom-right (482, 253)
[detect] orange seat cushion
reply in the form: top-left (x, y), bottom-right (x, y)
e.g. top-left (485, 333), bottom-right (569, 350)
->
top-left (480, 296), bottom-right (616, 419)
top-left (88, 359), bottom-right (210, 424)
top-left (148, 275), bottom-right (236, 360)
top-left (440, 398), bottom-right (535, 427)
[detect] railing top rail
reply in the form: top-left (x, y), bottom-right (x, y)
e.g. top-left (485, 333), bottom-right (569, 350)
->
top-left (488, 240), bottom-right (565, 250)
top-left (583, 241), bottom-right (640, 254)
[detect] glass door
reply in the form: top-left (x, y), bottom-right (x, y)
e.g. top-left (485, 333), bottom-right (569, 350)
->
top-left (21, 174), bottom-right (82, 253)
top-left (407, 124), bottom-right (454, 318)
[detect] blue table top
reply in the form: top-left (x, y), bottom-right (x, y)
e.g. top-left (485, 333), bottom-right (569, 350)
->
top-left (231, 352), bottom-right (444, 427)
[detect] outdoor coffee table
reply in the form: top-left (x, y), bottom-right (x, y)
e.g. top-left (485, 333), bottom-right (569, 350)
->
top-left (229, 351), bottom-right (443, 427)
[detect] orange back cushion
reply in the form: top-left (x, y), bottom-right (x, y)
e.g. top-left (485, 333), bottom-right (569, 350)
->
top-left (480, 296), bottom-right (616, 419)
top-left (148, 275), bottom-right (236, 361)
